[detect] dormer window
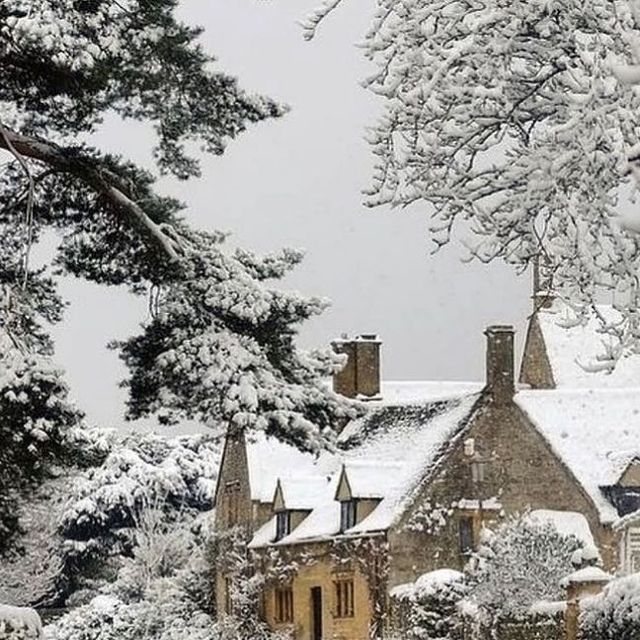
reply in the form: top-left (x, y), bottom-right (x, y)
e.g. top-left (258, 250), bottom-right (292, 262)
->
top-left (275, 511), bottom-right (291, 541)
top-left (340, 500), bottom-right (357, 532)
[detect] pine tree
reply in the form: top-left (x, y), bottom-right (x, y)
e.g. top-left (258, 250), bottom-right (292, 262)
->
top-left (0, 1), bottom-right (357, 545)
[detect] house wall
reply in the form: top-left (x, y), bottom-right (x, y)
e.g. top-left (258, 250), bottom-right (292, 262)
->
top-left (387, 397), bottom-right (618, 588)
top-left (262, 543), bottom-right (373, 640)
top-left (213, 428), bottom-right (255, 615)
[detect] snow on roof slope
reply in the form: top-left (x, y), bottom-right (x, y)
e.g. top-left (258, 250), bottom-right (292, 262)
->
top-left (516, 389), bottom-right (640, 523)
top-left (245, 432), bottom-right (326, 503)
top-left (278, 475), bottom-right (333, 510)
top-left (378, 381), bottom-right (483, 405)
top-left (249, 393), bottom-right (480, 547)
top-left (537, 300), bottom-right (640, 388)
top-left (344, 395), bottom-right (479, 534)
top-left (341, 460), bottom-right (404, 499)
top-left (528, 509), bottom-right (596, 548)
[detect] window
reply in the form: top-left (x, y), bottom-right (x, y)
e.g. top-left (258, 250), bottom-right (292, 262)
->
top-left (340, 500), bottom-right (357, 532)
top-left (225, 481), bottom-right (240, 525)
top-left (459, 516), bottom-right (474, 555)
top-left (334, 579), bottom-right (354, 618)
top-left (276, 511), bottom-right (291, 541)
top-left (224, 577), bottom-right (232, 614)
top-left (274, 586), bottom-right (294, 623)
top-left (627, 527), bottom-right (640, 573)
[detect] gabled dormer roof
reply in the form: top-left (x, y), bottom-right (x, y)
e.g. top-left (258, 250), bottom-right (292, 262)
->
top-left (334, 461), bottom-right (403, 501)
top-left (274, 476), bottom-right (331, 511)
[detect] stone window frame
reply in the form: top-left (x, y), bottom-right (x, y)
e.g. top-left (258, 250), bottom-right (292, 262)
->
top-left (334, 577), bottom-right (355, 619)
top-left (274, 585), bottom-right (294, 623)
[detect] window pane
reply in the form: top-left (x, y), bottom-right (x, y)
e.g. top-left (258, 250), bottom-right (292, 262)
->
top-left (459, 517), bottom-right (474, 554)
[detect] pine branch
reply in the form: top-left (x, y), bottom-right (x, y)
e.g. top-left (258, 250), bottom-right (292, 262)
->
top-left (0, 127), bottom-right (185, 263)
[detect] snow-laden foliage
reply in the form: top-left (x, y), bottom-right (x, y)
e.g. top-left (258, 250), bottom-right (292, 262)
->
top-left (0, 430), bottom-right (221, 608)
top-left (468, 514), bottom-right (583, 616)
top-left (0, 605), bottom-right (41, 640)
top-left (580, 574), bottom-right (640, 640)
top-left (212, 529), bottom-right (285, 640)
top-left (390, 569), bottom-right (466, 640)
top-left (43, 517), bottom-right (215, 640)
top-left (54, 432), bottom-right (221, 605)
top-left (0, 473), bottom-right (76, 609)
top-left (0, 0), bottom-right (357, 459)
top-left (0, 325), bottom-right (103, 551)
top-left (307, 0), bottom-right (640, 362)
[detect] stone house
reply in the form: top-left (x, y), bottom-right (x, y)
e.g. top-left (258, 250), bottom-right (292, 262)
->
top-left (213, 294), bottom-right (640, 639)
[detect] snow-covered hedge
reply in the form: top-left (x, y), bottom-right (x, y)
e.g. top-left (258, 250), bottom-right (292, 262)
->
top-left (0, 605), bottom-right (42, 639)
top-left (0, 430), bottom-right (221, 608)
top-left (389, 569), bottom-right (466, 640)
top-left (468, 514), bottom-right (584, 616)
top-left (580, 574), bottom-right (640, 640)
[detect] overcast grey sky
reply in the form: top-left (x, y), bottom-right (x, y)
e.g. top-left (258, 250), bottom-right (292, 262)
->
top-left (49, 0), bottom-right (531, 431)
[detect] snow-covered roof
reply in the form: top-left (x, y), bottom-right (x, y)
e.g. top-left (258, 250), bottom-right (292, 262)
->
top-left (339, 460), bottom-right (404, 499)
top-left (277, 475), bottom-right (332, 510)
top-left (250, 393), bottom-right (479, 547)
top-left (245, 432), bottom-right (325, 503)
top-left (516, 390), bottom-right (640, 523)
top-left (537, 300), bottom-right (640, 388)
top-left (377, 381), bottom-right (482, 405)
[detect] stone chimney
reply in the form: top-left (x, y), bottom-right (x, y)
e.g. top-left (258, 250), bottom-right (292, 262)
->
top-left (332, 334), bottom-right (381, 399)
top-left (484, 325), bottom-right (515, 404)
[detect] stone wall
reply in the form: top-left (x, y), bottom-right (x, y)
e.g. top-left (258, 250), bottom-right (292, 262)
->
top-left (387, 395), bottom-right (618, 588)
top-left (260, 541), bottom-right (374, 640)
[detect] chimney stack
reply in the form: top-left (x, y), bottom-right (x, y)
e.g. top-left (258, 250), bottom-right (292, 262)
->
top-left (332, 334), bottom-right (381, 399)
top-left (532, 255), bottom-right (554, 311)
top-left (484, 325), bottom-right (515, 404)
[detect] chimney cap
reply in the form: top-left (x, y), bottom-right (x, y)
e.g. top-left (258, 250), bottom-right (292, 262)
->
top-left (484, 324), bottom-right (514, 335)
top-left (357, 333), bottom-right (380, 342)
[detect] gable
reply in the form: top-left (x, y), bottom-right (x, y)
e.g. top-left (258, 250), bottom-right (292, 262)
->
top-left (516, 389), bottom-right (640, 523)
top-left (273, 481), bottom-right (285, 511)
top-left (535, 300), bottom-right (640, 388)
top-left (618, 460), bottom-right (640, 487)
top-left (335, 467), bottom-right (352, 501)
